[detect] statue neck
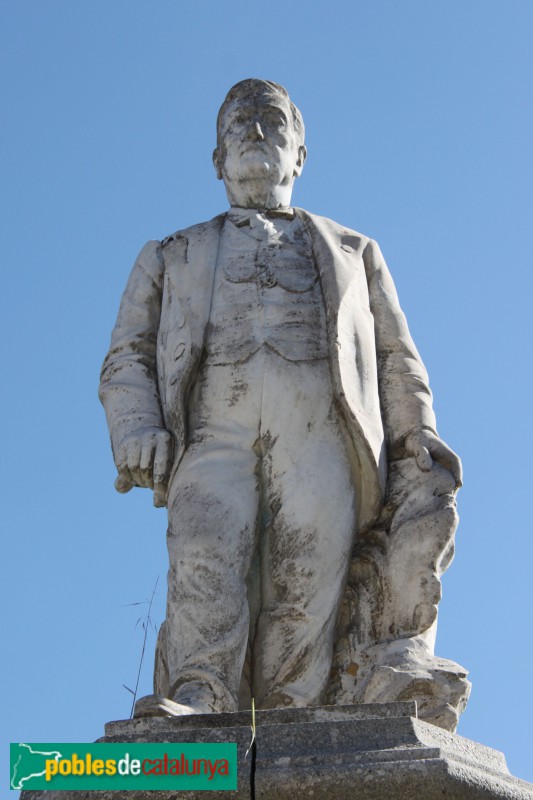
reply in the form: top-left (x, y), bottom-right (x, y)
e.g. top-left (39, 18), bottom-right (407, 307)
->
top-left (224, 179), bottom-right (293, 210)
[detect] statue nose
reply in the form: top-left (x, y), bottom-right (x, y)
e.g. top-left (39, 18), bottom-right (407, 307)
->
top-left (246, 121), bottom-right (265, 141)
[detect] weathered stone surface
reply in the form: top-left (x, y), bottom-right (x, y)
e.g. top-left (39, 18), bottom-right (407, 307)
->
top-left (21, 704), bottom-right (533, 799)
top-left (99, 77), bottom-right (468, 730)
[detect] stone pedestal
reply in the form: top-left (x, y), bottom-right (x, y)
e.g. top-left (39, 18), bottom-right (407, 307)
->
top-left (21, 703), bottom-right (533, 799)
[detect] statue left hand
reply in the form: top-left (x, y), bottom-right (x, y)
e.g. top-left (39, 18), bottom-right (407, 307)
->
top-left (404, 429), bottom-right (463, 489)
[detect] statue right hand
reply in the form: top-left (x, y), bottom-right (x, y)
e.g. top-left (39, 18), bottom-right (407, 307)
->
top-left (115, 426), bottom-right (174, 507)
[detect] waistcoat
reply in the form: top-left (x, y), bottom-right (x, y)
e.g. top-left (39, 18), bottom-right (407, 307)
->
top-left (205, 211), bottom-right (329, 365)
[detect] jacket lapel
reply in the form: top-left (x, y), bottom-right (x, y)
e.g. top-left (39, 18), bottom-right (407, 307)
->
top-left (296, 208), bottom-right (362, 315)
top-left (164, 213), bottom-right (225, 355)
top-left (297, 208), bottom-right (385, 528)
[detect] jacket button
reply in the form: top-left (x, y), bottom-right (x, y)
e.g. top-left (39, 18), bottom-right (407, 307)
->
top-left (261, 273), bottom-right (277, 288)
top-left (174, 343), bottom-right (186, 360)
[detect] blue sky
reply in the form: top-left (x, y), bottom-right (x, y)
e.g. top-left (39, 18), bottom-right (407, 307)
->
top-left (3, 0), bottom-right (532, 791)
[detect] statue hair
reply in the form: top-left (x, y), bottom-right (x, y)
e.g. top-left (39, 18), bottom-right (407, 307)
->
top-left (216, 79), bottom-right (305, 147)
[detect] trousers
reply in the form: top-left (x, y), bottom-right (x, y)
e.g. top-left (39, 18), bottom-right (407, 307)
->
top-left (164, 348), bottom-right (357, 711)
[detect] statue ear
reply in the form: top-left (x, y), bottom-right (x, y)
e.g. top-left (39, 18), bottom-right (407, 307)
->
top-left (294, 145), bottom-right (307, 177)
top-left (213, 148), bottom-right (223, 180)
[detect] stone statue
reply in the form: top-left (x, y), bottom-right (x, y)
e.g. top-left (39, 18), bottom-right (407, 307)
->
top-left (99, 79), bottom-right (470, 732)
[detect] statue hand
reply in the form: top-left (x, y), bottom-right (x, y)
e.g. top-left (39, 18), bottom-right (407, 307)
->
top-left (115, 426), bottom-right (174, 507)
top-left (403, 429), bottom-right (463, 489)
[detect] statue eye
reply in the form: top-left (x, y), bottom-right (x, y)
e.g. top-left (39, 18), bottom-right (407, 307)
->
top-left (260, 110), bottom-right (285, 131)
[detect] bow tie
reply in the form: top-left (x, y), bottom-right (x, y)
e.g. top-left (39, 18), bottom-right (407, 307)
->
top-left (228, 207), bottom-right (295, 227)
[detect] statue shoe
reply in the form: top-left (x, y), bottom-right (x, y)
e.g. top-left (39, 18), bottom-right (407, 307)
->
top-left (133, 694), bottom-right (197, 718)
top-left (133, 692), bottom-right (215, 718)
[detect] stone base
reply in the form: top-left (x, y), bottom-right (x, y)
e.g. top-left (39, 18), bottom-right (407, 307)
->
top-left (21, 702), bottom-right (533, 799)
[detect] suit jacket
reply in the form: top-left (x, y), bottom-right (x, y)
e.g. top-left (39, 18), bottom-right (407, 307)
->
top-left (99, 209), bottom-right (437, 531)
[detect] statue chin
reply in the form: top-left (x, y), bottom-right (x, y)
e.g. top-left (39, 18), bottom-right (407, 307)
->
top-left (236, 162), bottom-right (274, 182)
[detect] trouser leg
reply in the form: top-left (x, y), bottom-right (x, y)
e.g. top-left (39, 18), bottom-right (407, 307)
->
top-left (252, 356), bottom-right (357, 708)
top-left (165, 364), bottom-right (260, 712)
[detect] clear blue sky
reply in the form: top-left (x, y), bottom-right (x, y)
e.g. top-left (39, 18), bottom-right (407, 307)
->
top-left (3, 0), bottom-right (532, 791)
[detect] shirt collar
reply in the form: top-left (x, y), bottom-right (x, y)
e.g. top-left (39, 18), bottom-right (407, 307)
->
top-left (227, 206), bottom-right (295, 227)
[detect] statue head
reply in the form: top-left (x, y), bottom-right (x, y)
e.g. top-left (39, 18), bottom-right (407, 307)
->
top-left (213, 79), bottom-right (307, 209)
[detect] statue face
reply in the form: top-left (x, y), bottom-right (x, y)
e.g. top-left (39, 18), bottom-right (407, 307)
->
top-left (215, 95), bottom-right (305, 198)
